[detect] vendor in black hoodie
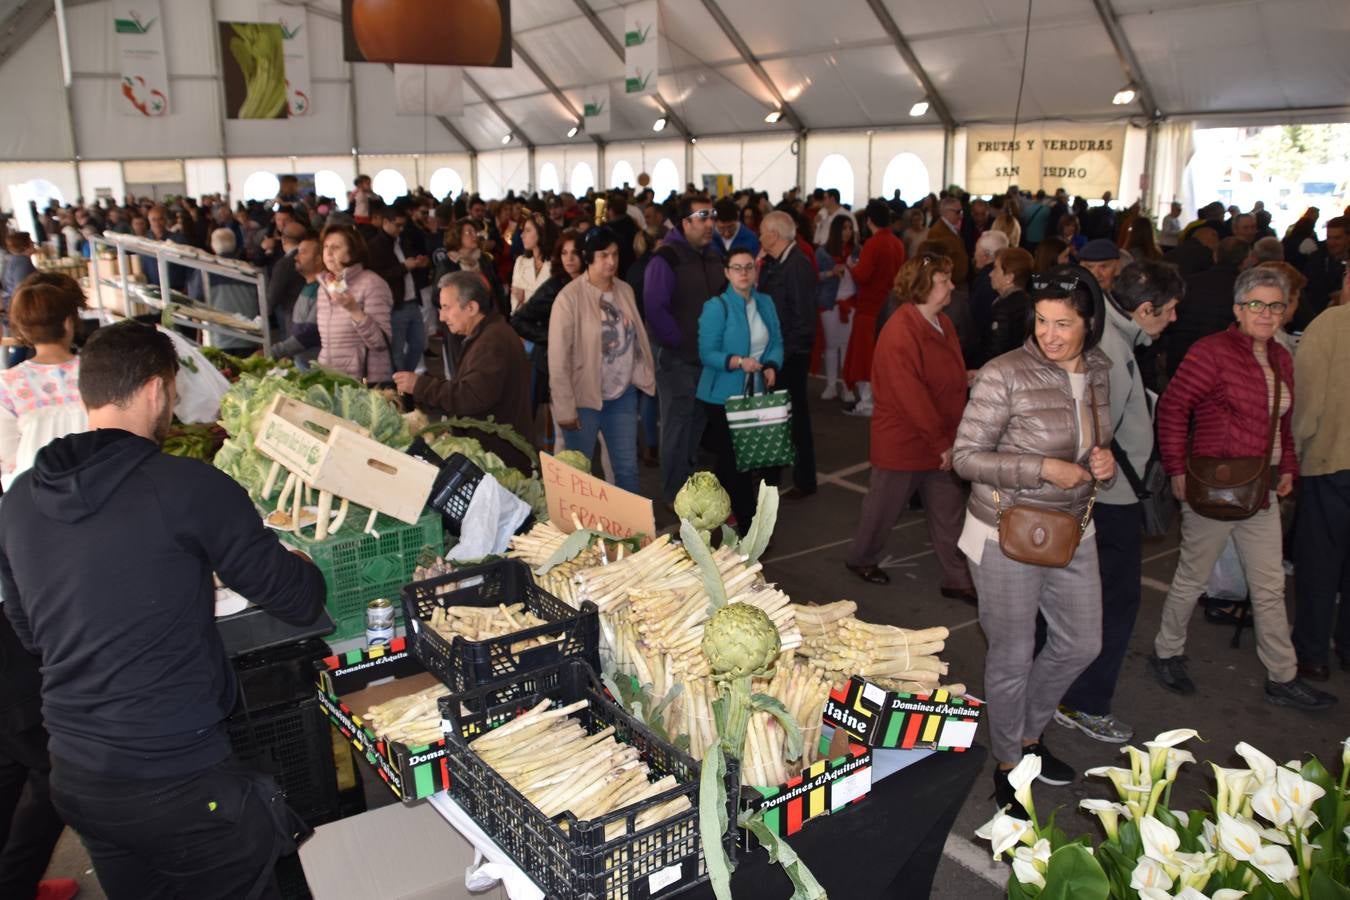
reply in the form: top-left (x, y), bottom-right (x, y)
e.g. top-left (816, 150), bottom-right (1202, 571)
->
top-left (0, 321), bottom-right (327, 900)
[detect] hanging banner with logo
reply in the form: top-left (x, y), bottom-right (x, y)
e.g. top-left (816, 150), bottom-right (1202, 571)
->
top-left (393, 65), bottom-right (464, 117)
top-left (624, 0), bottom-right (658, 95)
top-left (582, 83), bottom-right (611, 135)
top-left (966, 125), bottom-right (1126, 197)
top-left (113, 0), bottom-right (170, 117)
top-left (260, 3), bottom-right (313, 116)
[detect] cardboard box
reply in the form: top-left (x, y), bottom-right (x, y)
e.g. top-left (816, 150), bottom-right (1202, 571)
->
top-left (315, 638), bottom-right (451, 804)
top-left (738, 730), bottom-right (872, 849)
top-left (822, 677), bottom-right (982, 751)
top-left (300, 801), bottom-right (507, 900)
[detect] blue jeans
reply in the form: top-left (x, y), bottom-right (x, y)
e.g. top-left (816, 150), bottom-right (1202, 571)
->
top-left (390, 302), bottom-right (426, 373)
top-left (564, 387), bottom-right (639, 494)
top-left (639, 390), bottom-right (660, 449)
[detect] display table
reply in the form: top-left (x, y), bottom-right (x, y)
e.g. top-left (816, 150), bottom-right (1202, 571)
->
top-left (423, 744), bottom-right (987, 899)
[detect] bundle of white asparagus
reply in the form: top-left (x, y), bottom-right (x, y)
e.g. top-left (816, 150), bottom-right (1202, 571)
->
top-left (793, 600), bottom-right (965, 695)
top-left (665, 655), bottom-right (834, 787)
top-left (362, 683), bottom-right (451, 746)
top-left (426, 603), bottom-right (557, 654)
top-left (468, 698), bottom-right (691, 840)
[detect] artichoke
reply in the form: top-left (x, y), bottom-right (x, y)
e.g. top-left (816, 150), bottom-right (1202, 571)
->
top-left (554, 449), bottom-right (592, 473)
top-left (702, 603), bottom-right (781, 680)
top-left (675, 471), bottom-right (732, 544)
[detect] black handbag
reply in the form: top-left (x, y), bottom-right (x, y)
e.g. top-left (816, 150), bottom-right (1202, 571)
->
top-left (1111, 439), bottom-right (1178, 537)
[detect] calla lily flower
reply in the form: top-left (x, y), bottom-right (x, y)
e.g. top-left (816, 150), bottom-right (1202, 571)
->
top-left (1121, 744), bottom-right (1149, 781)
top-left (1211, 891), bottom-right (1249, 900)
top-left (1011, 838), bottom-right (1051, 886)
top-left (1216, 812), bottom-right (1262, 861)
top-left (1008, 754), bottom-right (1041, 820)
top-left (1136, 889), bottom-right (1171, 900)
top-left (1274, 767), bottom-right (1325, 830)
top-left (1174, 888), bottom-right (1211, 900)
top-left (1261, 827), bottom-right (1291, 845)
top-left (1011, 857), bottom-right (1044, 888)
top-left (1248, 844), bottom-right (1297, 884)
top-left (1140, 815), bottom-right (1181, 863)
top-left (1235, 742), bottom-right (1277, 785)
top-left (1201, 818), bottom-right (1217, 853)
top-left (1210, 765), bottom-right (1255, 817)
top-left (1086, 765), bottom-right (1136, 801)
top-left (1165, 748), bottom-right (1197, 782)
top-left (1130, 856), bottom-right (1174, 892)
top-left (1080, 799), bottom-right (1129, 840)
top-left (1251, 781), bottom-right (1292, 828)
top-left (974, 809), bottom-right (1032, 859)
top-left (1145, 729), bottom-right (1200, 780)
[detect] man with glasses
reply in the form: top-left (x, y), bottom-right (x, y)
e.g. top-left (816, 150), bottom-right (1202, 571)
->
top-left (1055, 259), bottom-right (1182, 744)
top-left (925, 197), bottom-right (970, 284)
top-left (643, 197), bottom-right (727, 507)
top-left (1150, 267), bottom-right (1336, 712)
top-left (366, 200), bottom-right (431, 373)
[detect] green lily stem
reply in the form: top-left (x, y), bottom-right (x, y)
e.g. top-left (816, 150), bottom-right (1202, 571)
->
top-left (1287, 824), bottom-right (1310, 900)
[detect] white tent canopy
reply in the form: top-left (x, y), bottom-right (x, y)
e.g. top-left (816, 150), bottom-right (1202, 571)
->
top-left (0, 0), bottom-right (1346, 209)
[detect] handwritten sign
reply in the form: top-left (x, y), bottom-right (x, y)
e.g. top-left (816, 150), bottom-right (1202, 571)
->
top-left (539, 452), bottom-right (655, 540)
top-left (966, 125), bottom-right (1126, 197)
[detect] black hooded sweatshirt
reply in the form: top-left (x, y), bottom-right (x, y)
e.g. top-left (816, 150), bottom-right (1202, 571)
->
top-left (0, 429), bottom-right (326, 778)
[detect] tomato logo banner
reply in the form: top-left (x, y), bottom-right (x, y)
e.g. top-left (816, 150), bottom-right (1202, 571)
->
top-left (113, 0), bottom-right (170, 117)
top-left (966, 125), bottom-right (1127, 197)
top-left (341, 0), bottom-right (511, 67)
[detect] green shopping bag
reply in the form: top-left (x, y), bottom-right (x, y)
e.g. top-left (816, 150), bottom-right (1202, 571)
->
top-left (724, 375), bottom-right (795, 472)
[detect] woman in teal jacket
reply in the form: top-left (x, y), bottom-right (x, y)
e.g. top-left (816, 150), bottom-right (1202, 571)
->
top-left (697, 248), bottom-right (784, 532)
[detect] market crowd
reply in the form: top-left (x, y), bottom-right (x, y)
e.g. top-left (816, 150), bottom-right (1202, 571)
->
top-left (0, 173), bottom-right (1347, 895)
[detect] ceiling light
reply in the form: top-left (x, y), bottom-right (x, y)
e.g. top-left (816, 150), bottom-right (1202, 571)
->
top-left (1112, 86), bottom-right (1137, 106)
top-left (689, 137), bottom-right (697, 144)
top-left (501, 133), bottom-right (512, 145)
top-left (909, 100), bottom-right (929, 117)
top-left (566, 125), bottom-right (579, 138)
top-left (652, 117), bottom-right (667, 132)
top-left (764, 110), bottom-right (783, 124)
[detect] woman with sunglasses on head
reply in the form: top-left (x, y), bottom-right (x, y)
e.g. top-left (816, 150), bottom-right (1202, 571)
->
top-left (1149, 266), bottom-right (1335, 711)
top-left (952, 265), bottom-right (1116, 816)
top-left (510, 213), bottom-right (556, 313)
top-left (696, 248), bottom-right (784, 534)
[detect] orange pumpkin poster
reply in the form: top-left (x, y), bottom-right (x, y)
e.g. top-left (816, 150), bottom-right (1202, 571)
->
top-left (341, 0), bottom-right (511, 67)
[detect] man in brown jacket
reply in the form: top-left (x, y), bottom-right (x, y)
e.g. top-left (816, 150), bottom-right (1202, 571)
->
top-left (392, 272), bottom-right (534, 473)
top-left (926, 197), bottom-right (971, 285)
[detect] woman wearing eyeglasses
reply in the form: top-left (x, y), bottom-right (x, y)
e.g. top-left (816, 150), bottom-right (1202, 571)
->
top-left (1149, 266), bottom-right (1335, 711)
top-left (952, 265), bottom-right (1115, 815)
top-left (696, 248), bottom-right (783, 533)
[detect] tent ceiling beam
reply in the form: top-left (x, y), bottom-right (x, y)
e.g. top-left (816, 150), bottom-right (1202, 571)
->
top-left (0, 0), bottom-right (55, 68)
top-left (861, 0), bottom-right (957, 130)
top-left (463, 72), bottom-right (535, 150)
top-left (271, 0), bottom-right (340, 23)
top-left (512, 40), bottom-right (603, 147)
top-left (1090, 0), bottom-right (1161, 119)
top-left (565, 0), bottom-right (690, 138)
top-left (697, 0), bottom-right (805, 133)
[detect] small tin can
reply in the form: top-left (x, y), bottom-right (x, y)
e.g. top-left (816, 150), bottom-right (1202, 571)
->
top-left (366, 598), bottom-right (395, 647)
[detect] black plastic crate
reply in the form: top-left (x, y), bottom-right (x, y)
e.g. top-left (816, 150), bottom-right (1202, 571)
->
top-left (228, 698), bottom-right (340, 827)
top-left (438, 658), bottom-right (738, 900)
top-left (427, 452), bottom-right (485, 536)
top-left (232, 638), bottom-right (331, 711)
top-left (401, 559), bottom-right (600, 694)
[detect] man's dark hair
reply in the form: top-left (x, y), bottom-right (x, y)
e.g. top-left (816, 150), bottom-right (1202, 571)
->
top-left (1217, 237), bottom-right (1251, 268)
top-left (1112, 259), bottom-right (1185, 313)
top-left (79, 321), bottom-right (179, 409)
top-left (714, 198), bottom-right (739, 223)
top-left (674, 196), bottom-right (709, 233)
top-left (811, 189), bottom-right (825, 201)
top-left (825, 188), bottom-right (841, 203)
top-left (865, 199), bottom-right (891, 229)
top-left (607, 191), bottom-right (629, 216)
top-left (1326, 215), bottom-right (1349, 234)
top-left (368, 197), bottom-right (389, 218)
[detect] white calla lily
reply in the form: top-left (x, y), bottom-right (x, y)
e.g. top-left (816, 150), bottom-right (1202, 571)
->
top-left (1136, 889), bottom-right (1172, 900)
top-left (1251, 781), bottom-right (1292, 828)
top-left (1140, 815), bottom-right (1181, 863)
top-left (1275, 767), bottom-right (1325, 831)
top-left (1145, 729), bottom-right (1200, 780)
top-left (1210, 765), bottom-right (1256, 817)
top-left (1174, 888), bottom-right (1211, 900)
top-left (1216, 812), bottom-right (1262, 861)
top-left (1011, 857), bottom-right (1045, 888)
top-left (1235, 742), bottom-right (1278, 785)
top-left (1261, 827), bottom-right (1291, 845)
top-left (1121, 744), bottom-right (1149, 781)
top-left (974, 809), bottom-right (1032, 859)
top-left (1248, 843), bottom-right (1297, 884)
top-left (1007, 754), bottom-right (1041, 818)
top-left (1080, 798), bottom-right (1129, 840)
top-left (1011, 839), bottom-right (1051, 888)
top-left (1130, 856), bottom-right (1174, 892)
top-left (1165, 747), bottom-right (1197, 782)
top-left (1086, 765), bottom-right (1136, 801)
top-left (1201, 818), bottom-right (1217, 853)
top-left (1211, 891), bottom-right (1249, 900)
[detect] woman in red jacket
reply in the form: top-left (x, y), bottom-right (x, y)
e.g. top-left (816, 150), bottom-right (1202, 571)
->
top-left (842, 200), bottom-right (907, 416)
top-left (843, 253), bottom-right (975, 602)
top-left (1149, 266), bottom-right (1335, 711)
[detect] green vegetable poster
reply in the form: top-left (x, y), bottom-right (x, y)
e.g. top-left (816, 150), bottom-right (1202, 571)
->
top-left (260, 3), bottom-right (313, 117)
top-left (113, 0), bottom-right (170, 117)
top-left (219, 22), bottom-right (289, 119)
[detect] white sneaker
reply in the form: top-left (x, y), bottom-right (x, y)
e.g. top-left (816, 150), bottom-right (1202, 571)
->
top-left (841, 387), bottom-right (857, 403)
top-left (821, 383), bottom-right (838, 401)
top-left (845, 403), bottom-right (872, 417)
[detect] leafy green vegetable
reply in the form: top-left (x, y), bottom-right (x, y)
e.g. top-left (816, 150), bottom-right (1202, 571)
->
top-left (229, 23), bottom-right (287, 119)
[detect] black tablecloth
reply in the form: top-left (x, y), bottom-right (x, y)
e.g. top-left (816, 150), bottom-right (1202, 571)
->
top-left (682, 744), bottom-right (988, 900)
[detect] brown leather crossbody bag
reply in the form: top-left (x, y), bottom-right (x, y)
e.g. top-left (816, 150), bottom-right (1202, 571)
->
top-left (1185, 373), bottom-right (1279, 520)
top-left (993, 383), bottom-right (1101, 568)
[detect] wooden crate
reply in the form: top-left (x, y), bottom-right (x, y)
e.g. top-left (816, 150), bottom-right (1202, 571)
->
top-left (256, 395), bottom-right (437, 526)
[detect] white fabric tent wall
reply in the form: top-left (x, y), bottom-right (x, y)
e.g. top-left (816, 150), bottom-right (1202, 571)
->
top-left (0, 18), bottom-right (74, 161)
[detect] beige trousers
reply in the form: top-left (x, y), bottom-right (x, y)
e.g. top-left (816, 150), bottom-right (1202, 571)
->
top-left (1153, 501), bottom-right (1298, 683)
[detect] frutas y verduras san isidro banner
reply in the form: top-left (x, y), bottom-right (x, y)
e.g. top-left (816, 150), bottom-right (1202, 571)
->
top-left (966, 125), bottom-right (1127, 198)
top-left (259, 2), bottom-right (313, 116)
top-left (113, 0), bottom-right (170, 117)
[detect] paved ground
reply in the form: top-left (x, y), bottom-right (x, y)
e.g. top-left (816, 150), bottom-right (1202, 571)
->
top-left (44, 375), bottom-right (1350, 898)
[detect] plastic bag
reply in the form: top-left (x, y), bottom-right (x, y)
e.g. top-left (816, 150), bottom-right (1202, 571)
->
top-left (157, 326), bottom-right (232, 424)
top-left (445, 473), bottom-right (531, 562)
top-left (1206, 536), bottom-right (1248, 601)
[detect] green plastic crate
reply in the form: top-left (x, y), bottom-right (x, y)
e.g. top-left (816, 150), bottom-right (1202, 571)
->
top-left (284, 511), bottom-right (445, 642)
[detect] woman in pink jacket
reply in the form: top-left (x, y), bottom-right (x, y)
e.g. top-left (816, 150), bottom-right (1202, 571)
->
top-left (316, 224), bottom-right (393, 383)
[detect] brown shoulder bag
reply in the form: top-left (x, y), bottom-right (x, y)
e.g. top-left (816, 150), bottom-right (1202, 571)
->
top-left (1184, 372), bottom-right (1279, 520)
top-left (994, 383), bottom-right (1101, 568)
